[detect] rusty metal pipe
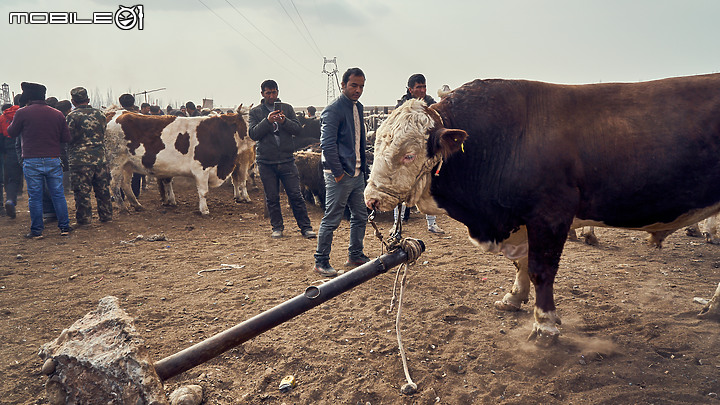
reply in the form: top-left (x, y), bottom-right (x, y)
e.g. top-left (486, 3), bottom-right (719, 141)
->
top-left (154, 241), bottom-right (424, 381)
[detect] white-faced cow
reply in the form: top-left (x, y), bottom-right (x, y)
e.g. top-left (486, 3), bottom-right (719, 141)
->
top-left (365, 74), bottom-right (720, 340)
top-left (105, 106), bottom-right (254, 215)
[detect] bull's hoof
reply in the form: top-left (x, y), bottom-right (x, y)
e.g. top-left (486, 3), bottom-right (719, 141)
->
top-left (494, 297), bottom-right (523, 311)
top-left (133, 206), bottom-right (145, 212)
top-left (494, 292), bottom-right (529, 311)
top-left (234, 198), bottom-right (252, 204)
top-left (702, 233), bottom-right (720, 245)
top-left (697, 304), bottom-right (720, 320)
top-left (686, 225), bottom-right (702, 238)
top-left (582, 233), bottom-right (599, 246)
top-left (647, 235), bottom-right (664, 249)
top-left (697, 283), bottom-right (720, 320)
top-left (527, 322), bottom-right (560, 345)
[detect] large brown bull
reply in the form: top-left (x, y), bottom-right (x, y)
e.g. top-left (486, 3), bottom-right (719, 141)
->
top-left (365, 74), bottom-right (720, 340)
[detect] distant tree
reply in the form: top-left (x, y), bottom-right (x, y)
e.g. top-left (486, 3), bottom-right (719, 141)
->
top-left (91, 86), bottom-right (102, 109)
top-left (105, 88), bottom-right (114, 108)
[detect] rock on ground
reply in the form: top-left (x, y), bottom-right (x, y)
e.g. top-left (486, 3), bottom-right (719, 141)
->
top-left (39, 296), bottom-right (168, 404)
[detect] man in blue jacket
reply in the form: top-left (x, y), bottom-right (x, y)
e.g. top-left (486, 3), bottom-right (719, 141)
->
top-left (314, 68), bottom-right (370, 277)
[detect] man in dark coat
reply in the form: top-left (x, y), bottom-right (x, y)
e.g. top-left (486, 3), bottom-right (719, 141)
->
top-left (7, 82), bottom-right (71, 238)
top-left (248, 79), bottom-right (316, 240)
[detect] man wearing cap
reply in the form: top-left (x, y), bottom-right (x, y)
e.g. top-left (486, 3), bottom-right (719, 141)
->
top-left (66, 87), bottom-right (113, 225)
top-left (7, 82), bottom-right (72, 238)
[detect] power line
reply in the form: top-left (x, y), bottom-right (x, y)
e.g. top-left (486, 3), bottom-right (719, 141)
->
top-left (275, 0), bottom-right (322, 59)
top-left (197, 0), bottom-right (307, 83)
top-left (223, 0), bottom-right (316, 76)
top-left (288, 0), bottom-right (324, 57)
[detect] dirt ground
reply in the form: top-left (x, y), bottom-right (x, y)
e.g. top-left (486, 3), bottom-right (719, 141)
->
top-left (1, 178), bottom-right (719, 404)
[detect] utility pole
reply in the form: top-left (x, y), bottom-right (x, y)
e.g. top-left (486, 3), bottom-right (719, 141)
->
top-left (1, 83), bottom-right (10, 105)
top-left (322, 57), bottom-right (340, 105)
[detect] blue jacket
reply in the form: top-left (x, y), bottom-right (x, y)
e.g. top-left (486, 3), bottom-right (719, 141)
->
top-left (320, 94), bottom-right (367, 179)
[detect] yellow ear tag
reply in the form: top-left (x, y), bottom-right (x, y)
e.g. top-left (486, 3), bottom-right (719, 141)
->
top-left (461, 142), bottom-right (465, 153)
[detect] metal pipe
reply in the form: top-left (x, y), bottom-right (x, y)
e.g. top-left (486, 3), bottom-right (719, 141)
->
top-left (154, 241), bottom-right (424, 381)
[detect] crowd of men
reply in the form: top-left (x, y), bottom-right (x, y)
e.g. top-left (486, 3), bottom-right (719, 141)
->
top-left (0, 69), bottom-right (445, 277)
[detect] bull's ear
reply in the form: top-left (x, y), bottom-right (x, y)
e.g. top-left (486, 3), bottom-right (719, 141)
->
top-left (236, 104), bottom-right (243, 114)
top-left (432, 128), bottom-right (468, 158)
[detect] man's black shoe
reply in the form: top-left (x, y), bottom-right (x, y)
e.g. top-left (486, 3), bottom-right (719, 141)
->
top-left (314, 262), bottom-right (338, 277)
top-left (5, 201), bottom-right (16, 219)
top-left (24, 232), bottom-right (43, 239)
top-left (344, 255), bottom-right (371, 268)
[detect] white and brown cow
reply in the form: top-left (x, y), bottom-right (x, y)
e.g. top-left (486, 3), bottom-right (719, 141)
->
top-left (105, 106), bottom-right (254, 215)
top-left (365, 74), bottom-right (720, 340)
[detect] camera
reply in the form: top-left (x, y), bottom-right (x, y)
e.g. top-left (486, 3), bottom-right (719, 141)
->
top-left (274, 102), bottom-right (283, 111)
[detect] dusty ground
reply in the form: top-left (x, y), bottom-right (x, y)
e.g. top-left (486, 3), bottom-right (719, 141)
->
top-left (1, 178), bottom-right (719, 404)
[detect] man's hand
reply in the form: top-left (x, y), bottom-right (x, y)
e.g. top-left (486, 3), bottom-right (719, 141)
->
top-left (335, 173), bottom-right (344, 183)
top-left (268, 111), bottom-right (285, 124)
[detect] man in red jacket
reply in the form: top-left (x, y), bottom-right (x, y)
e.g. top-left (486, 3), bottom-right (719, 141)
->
top-left (7, 82), bottom-right (71, 238)
top-left (0, 96), bottom-right (22, 218)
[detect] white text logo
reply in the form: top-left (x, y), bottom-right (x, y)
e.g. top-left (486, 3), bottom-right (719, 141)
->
top-left (9, 5), bottom-right (144, 30)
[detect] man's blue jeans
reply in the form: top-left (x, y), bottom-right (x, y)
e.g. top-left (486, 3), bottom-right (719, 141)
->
top-left (23, 157), bottom-right (69, 234)
top-left (314, 172), bottom-right (367, 264)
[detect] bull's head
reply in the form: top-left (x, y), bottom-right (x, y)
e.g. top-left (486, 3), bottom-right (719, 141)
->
top-left (364, 99), bottom-right (467, 212)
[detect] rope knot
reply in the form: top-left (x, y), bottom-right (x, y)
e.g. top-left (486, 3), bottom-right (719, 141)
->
top-left (398, 237), bottom-right (423, 264)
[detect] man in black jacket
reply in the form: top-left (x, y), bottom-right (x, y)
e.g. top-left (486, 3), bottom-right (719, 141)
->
top-left (393, 73), bottom-right (445, 234)
top-left (248, 79), bottom-right (316, 239)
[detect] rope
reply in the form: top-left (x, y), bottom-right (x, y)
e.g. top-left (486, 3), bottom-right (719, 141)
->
top-left (399, 238), bottom-right (423, 264)
top-left (368, 210), bottom-right (424, 395)
top-left (393, 262), bottom-right (417, 395)
top-left (387, 238), bottom-right (424, 396)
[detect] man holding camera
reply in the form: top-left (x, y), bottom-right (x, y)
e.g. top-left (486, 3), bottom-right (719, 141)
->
top-left (248, 79), bottom-right (316, 239)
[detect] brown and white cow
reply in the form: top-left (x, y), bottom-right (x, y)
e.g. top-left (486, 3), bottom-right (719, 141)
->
top-left (105, 106), bottom-right (254, 215)
top-left (364, 74), bottom-right (720, 340)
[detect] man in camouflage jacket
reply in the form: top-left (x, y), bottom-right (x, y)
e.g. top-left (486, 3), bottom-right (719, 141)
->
top-left (66, 87), bottom-right (112, 225)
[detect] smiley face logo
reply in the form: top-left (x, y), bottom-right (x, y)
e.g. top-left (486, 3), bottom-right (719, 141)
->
top-left (114, 5), bottom-right (144, 30)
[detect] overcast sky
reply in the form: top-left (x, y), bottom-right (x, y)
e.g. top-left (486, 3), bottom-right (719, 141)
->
top-left (3, 0), bottom-right (720, 109)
